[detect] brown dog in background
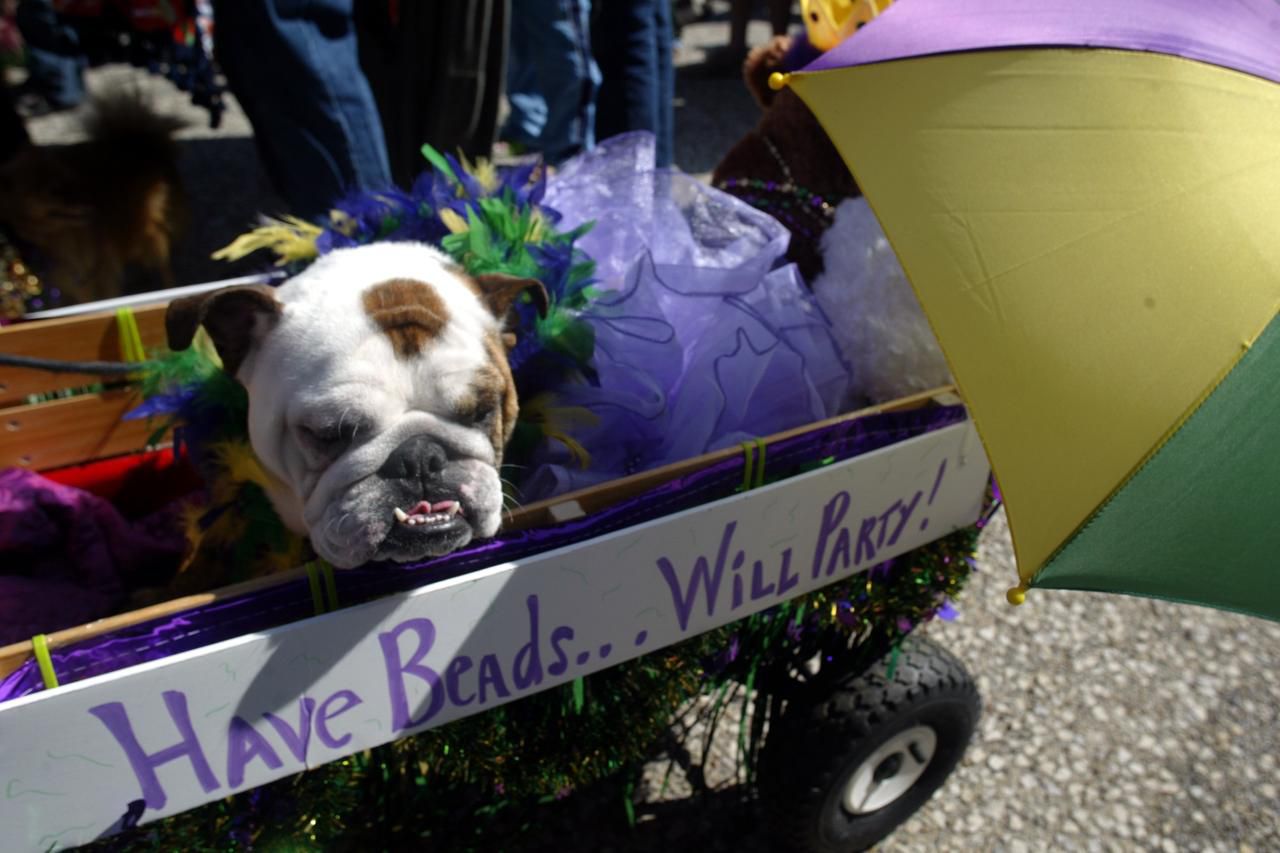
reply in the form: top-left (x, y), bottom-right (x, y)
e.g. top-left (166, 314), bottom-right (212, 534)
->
top-left (0, 90), bottom-right (186, 307)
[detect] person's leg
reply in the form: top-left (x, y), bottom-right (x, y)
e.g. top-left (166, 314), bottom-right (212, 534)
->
top-left (14, 0), bottom-right (84, 110)
top-left (593, 2), bottom-right (654, 146)
top-left (593, 0), bottom-right (674, 166)
top-left (652, 0), bottom-right (675, 167)
top-left (500, 7), bottom-right (547, 149)
top-left (213, 0), bottom-right (391, 220)
top-left (519, 0), bottom-right (598, 164)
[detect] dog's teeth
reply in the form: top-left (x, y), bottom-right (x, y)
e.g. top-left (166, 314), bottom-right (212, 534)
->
top-left (394, 507), bottom-right (409, 523)
top-left (450, 503), bottom-right (463, 516)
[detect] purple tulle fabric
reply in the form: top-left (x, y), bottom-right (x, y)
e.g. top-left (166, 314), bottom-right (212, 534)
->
top-left (0, 469), bottom-right (188, 647)
top-left (522, 133), bottom-right (851, 499)
top-left (0, 405), bottom-right (966, 702)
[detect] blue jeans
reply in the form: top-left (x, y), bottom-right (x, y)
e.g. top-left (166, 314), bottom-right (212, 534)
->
top-left (502, 0), bottom-right (599, 165)
top-left (15, 0), bottom-right (86, 109)
top-left (594, 0), bottom-right (675, 167)
top-left (213, 0), bottom-right (392, 220)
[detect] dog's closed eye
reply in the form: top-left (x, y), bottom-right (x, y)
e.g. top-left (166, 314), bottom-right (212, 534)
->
top-left (298, 419), bottom-right (364, 460)
top-left (455, 398), bottom-right (496, 427)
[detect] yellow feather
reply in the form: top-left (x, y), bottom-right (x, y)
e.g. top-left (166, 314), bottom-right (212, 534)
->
top-left (456, 151), bottom-right (500, 193)
top-left (522, 396), bottom-right (600, 470)
top-left (211, 216), bottom-right (321, 265)
top-left (328, 209), bottom-right (358, 237)
top-left (526, 210), bottom-right (547, 243)
top-left (210, 440), bottom-right (281, 491)
top-left (192, 327), bottom-right (222, 369)
top-left (176, 501), bottom-right (208, 564)
top-left (439, 207), bottom-right (469, 235)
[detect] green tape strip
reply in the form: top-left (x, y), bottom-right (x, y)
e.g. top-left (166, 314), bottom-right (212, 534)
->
top-left (740, 441), bottom-right (755, 492)
top-left (115, 308), bottom-right (146, 364)
top-left (305, 561), bottom-right (326, 615)
top-left (32, 634), bottom-right (58, 690)
top-left (321, 560), bottom-right (340, 612)
top-left (753, 438), bottom-right (767, 489)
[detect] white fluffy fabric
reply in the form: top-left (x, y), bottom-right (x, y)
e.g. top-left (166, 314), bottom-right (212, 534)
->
top-left (811, 198), bottom-right (952, 406)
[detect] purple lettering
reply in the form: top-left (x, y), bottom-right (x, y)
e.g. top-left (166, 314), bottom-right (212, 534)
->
top-left (477, 654), bottom-right (511, 704)
top-left (446, 656), bottom-right (475, 706)
top-left (876, 500), bottom-right (899, 549)
top-left (548, 626), bottom-right (575, 676)
top-left (315, 690), bottom-right (362, 749)
top-left (776, 548), bottom-right (799, 596)
top-left (262, 698), bottom-right (316, 763)
top-left (888, 491), bottom-right (923, 547)
top-left (812, 492), bottom-right (850, 579)
top-left (929, 459), bottom-right (947, 504)
top-left (731, 549), bottom-right (746, 609)
top-left (657, 521), bottom-right (737, 631)
top-left (379, 618), bottom-right (444, 732)
top-left (513, 595), bottom-right (544, 690)
top-left (855, 515), bottom-right (878, 565)
top-left (226, 716), bottom-right (283, 788)
top-left (88, 691), bottom-right (219, 809)
top-left (824, 528), bottom-right (851, 577)
top-left (750, 559), bottom-right (776, 601)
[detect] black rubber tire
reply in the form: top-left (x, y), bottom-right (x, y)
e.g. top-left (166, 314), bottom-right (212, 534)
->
top-left (759, 636), bottom-right (981, 853)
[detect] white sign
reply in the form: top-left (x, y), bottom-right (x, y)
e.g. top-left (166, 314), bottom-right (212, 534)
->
top-left (0, 422), bottom-right (988, 851)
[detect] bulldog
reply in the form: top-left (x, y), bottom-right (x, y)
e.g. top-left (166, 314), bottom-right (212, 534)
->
top-left (165, 242), bottom-right (547, 569)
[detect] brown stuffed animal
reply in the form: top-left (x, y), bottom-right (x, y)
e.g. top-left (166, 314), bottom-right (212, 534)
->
top-left (0, 91), bottom-right (187, 313)
top-left (711, 35), bottom-right (860, 282)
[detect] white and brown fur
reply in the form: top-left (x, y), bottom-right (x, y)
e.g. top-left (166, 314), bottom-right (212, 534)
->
top-left (166, 242), bottom-right (546, 569)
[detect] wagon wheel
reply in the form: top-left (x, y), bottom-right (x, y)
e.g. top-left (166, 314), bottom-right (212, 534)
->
top-left (758, 636), bottom-right (980, 853)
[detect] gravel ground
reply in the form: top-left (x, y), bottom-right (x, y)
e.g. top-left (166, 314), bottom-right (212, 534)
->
top-left (19, 6), bottom-right (1280, 851)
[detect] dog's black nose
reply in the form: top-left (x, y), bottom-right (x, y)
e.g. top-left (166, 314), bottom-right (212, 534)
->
top-left (379, 435), bottom-right (448, 482)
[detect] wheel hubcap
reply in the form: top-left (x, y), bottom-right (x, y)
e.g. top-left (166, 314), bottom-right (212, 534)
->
top-left (842, 725), bottom-right (938, 815)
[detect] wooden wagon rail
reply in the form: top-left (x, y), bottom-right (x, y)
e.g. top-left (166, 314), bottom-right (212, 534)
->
top-left (0, 294), bottom-right (957, 681)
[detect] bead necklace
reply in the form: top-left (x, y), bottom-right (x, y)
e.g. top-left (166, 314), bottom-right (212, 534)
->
top-left (0, 226), bottom-right (53, 323)
top-left (714, 134), bottom-right (837, 244)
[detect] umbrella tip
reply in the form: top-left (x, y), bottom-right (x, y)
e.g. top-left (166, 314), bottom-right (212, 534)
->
top-left (1005, 582), bottom-right (1029, 606)
top-left (768, 72), bottom-right (791, 91)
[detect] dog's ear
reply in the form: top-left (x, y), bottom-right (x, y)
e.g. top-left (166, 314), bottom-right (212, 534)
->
top-left (165, 285), bottom-right (282, 376)
top-left (472, 273), bottom-right (549, 323)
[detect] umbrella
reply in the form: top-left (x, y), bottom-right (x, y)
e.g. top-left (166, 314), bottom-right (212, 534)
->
top-left (784, 0), bottom-right (1280, 620)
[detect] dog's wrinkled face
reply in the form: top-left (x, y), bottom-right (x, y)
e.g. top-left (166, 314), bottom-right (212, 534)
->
top-left (166, 242), bottom-right (546, 569)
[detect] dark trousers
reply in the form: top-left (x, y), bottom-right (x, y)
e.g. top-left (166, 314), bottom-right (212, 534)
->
top-left (15, 0), bottom-right (86, 109)
top-left (593, 0), bottom-right (675, 167)
top-left (213, 0), bottom-right (392, 219)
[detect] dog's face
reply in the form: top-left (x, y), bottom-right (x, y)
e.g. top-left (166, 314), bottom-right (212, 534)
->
top-left (166, 242), bottom-right (547, 569)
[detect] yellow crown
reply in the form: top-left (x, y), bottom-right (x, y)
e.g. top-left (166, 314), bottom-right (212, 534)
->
top-left (800, 0), bottom-right (894, 52)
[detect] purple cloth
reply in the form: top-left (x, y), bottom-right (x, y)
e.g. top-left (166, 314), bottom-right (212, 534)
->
top-left (0, 404), bottom-right (966, 702)
top-left (0, 469), bottom-right (188, 646)
top-left (525, 132), bottom-right (852, 499)
top-left (807, 0), bottom-right (1280, 85)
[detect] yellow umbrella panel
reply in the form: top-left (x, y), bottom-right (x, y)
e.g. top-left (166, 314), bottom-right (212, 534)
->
top-left (791, 48), bottom-right (1280, 616)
